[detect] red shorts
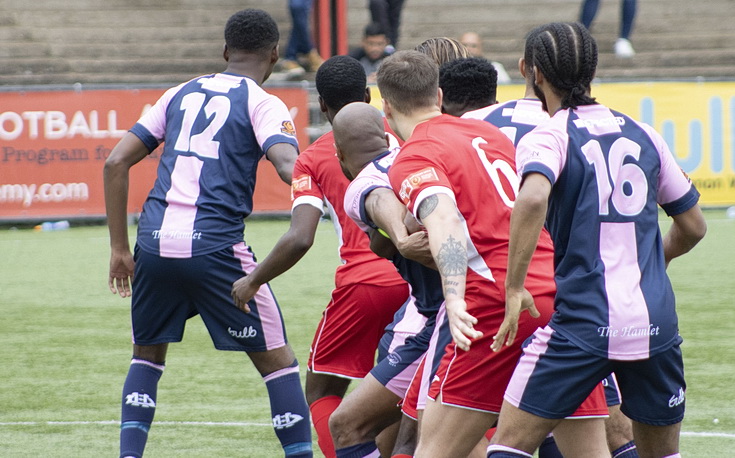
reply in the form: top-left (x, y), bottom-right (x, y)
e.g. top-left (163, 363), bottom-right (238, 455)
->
top-left (428, 290), bottom-right (553, 413)
top-left (401, 356), bottom-right (425, 420)
top-left (569, 381), bottom-right (608, 417)
top-left (407, 361), bottom-right (607, 419)
top-left (402, 303), bottom-right (448, 419)
top-left (308, 282), bottom-right (409, 378)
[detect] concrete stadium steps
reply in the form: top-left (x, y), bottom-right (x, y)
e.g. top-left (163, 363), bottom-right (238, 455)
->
top-left (0, 0), bottom-right (732, 86)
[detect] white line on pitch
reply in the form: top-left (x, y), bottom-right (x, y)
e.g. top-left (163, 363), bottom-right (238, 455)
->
top-left (0, 421), bottom-right (733, 439)
top-left (0, 421), bottom-right (271, 427)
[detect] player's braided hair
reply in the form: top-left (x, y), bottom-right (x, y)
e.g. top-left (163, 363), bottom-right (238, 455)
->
top-left (531, 22), bottom-right (597, 109)
top-left (523, 25), bottom-right (545, 76)
top-left (315, 55), bottom-right (367, 111)
top-left (224, 9), bottom-right (279, 55)
top-left (439, 57), bottom-right (498, 111)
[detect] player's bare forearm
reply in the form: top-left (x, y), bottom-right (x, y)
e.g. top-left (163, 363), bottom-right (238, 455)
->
top-left (244, 204), bottom-right (320, 286)
top-left (506, 174), bottom-right (551, 291)
top-left (366, 188), bottom-right (434, 266)
top-left (232, 204), bottom-right (320, 311)
top-left (663, 204), bottom-right (707, 267)
top-left (493, 174), bottom-right (551, 351)
top-left (419, 194), bottom-right (481, 350)
top-left (103, 164), bottom-right (131, 252)
top-left (104, 133), bottom-right (149, 252)
top-left (104, 133), bottom-right (149, 296)
top-left (418, 194), bottom-right (467, 300)
top-left (266, 143), bottom-right (298, 184)
top-left (369, 228), bottom-right (398, 259)
top-left (365, 188), bottom-right (409, 242)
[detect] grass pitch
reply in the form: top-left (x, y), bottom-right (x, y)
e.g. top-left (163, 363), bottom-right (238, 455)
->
top-left (0, 210), bottom-right (733, 456)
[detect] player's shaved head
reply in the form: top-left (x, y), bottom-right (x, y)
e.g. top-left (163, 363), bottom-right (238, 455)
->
top-left (333, 102), bottom-right (386, 158)
top-left (333, 102), bottom-right (389, 180)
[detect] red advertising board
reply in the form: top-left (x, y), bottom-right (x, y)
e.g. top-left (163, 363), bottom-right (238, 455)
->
top-left (0, 85), bottom-right (310, 221)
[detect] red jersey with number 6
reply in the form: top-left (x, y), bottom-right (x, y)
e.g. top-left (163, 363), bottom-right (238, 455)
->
top-left (388, 114), bottom-right (556, 296)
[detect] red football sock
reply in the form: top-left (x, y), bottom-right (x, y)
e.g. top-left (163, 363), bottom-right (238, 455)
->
top-left (309, 395), bottom-right (342, 458)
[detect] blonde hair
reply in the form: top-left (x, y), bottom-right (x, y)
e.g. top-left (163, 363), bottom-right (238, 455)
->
top-left (414, 37), bottom-right (471, 67)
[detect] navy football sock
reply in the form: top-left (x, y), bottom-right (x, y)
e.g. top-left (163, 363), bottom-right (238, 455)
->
top-left (487, 444), bottom-right (533, 457)
top-left (119, 359), bottom-right (164, 458)
top-left (264, 361), bottom-right (313, 457)
top-left (538, 435), bottom-right (564, 458)
top-left (335, 441), bottom-right (379, 457)
top-left (612, 440), bottom-right (639, 458)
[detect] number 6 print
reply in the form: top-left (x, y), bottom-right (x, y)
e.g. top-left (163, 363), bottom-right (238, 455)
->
top-left (472, 137), bottom-right (519, 208)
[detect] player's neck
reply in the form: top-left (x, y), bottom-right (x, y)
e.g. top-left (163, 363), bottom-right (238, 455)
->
top-left (225, 58), bottom-right (272, 85)
top-left (545, 96), bottom-right (563, 116)
top-left (393, 108), bottom-right (441, 141)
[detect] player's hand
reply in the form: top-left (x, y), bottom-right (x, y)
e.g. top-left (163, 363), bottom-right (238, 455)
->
top-left (395, 231), bottom-right (436, 269)
top-left (491, 287), bottom-right (539, 352)
top-left (445, 297), bottom-right (483, 351)
top-left (108, 250), bottom-right (135, 298)
top-left (231, 276), bottom-right (260, 313)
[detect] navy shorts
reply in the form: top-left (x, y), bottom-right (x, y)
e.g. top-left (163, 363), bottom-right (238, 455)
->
top-left (505, 325), bottom-right (686, 426)
top-left (602, 373), bottom-right (622, 407)
top-left (372, 313), bottom-right (436, 398)
top-left (131, 242), bottom-right (287, 352)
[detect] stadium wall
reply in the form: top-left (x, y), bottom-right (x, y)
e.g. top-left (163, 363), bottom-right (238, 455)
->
top-left (1, 81), bottom-right (734, 223)
top-left (0, 83), bottom-right (310, 222)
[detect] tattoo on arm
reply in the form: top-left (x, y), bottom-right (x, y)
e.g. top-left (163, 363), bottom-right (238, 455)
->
top-left (418, 195), bottom-right (439, 221)
top-left (443, 279), bottom-right (460, 297)
top-left (436, 235), bottom-right (467, 278)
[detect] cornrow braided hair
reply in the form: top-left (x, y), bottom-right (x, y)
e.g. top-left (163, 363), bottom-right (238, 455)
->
top-left (532, 22), bottom-right (598, 109)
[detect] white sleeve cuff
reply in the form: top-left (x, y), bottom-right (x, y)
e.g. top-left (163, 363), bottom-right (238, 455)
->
top-left (292, 195), bottom-right (324, 215)
top-left (413, 185), bottom-right (456, 224)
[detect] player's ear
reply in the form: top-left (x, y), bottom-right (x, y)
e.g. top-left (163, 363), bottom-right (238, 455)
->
top-left (334, 142), bottom-right (344, 161)
top-left (534, 66), bottom-right (544, 85)
top-left (518, 57), bottom-right (526, 78)
top-left (436, 87), bottom-right (443, 111)
top-left (364, 87), bottom-right (372, 104)
top-left (223, 44), bottom-right (229, 62)
top-left (382, 98), bottom-right (392, 119)
top-left (318, 96), bottom-right (328, 114)
top-left (270, 45), bottom-right (279, 65)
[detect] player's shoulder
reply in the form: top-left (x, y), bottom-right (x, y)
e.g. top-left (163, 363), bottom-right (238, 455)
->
top-left (516, 109), bottom-right (569, 148)
top-left (462, 100), bottom-right (512, 120)
top-left (297, 130), bottom-right (335, 162)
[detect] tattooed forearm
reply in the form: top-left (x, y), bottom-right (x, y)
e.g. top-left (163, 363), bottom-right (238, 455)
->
top-left (436, 235), bottom-right (467, 278)
top-left (443, 279), bottom-right (460, 296)
top-left (418, 195), bottom-right (439, 221)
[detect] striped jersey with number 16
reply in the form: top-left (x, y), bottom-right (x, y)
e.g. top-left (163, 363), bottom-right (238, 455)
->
top-left (516, 104), bottom-right (700, 361)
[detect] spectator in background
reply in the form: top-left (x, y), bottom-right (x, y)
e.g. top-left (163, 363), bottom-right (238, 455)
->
top-left (369, 0), bottom-right (405, 51)
top-left (579, 0), bottom-right (638, 58)
top-left (459, 32), bottom-right (512, 84)
top-left (280, 0), bottom-right (324, 76)
top-left (349, 23), bottom-right (393, 83)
